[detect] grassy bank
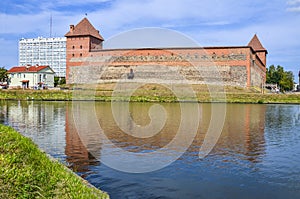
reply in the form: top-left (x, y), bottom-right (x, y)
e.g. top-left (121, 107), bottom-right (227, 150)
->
top-left (0, 124), bottom-right (109, 199)
top-left (0, 84), bottom-right (300, 103)
top-left (0, 89), bottom-right (73, 101)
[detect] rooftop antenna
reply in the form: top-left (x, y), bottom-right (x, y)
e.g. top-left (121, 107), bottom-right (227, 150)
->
top-left (50, 13), bottom-right (52, 38)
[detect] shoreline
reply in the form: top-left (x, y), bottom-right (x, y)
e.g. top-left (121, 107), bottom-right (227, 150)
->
top-left (0, 124), bottom-right (109, 199)
top-left (0, 86), bottom-right (299, 104)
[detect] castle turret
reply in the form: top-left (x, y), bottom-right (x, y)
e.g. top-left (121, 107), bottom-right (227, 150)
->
top-left (65, 18), bottom-right (104, 82)
top-left (248, 34), bottom-right (268, 66)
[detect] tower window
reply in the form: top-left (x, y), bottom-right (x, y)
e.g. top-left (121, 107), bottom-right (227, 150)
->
top-left (72, 46), bottom-right (75, 49)
top-left (80, 53), bottom-right (82, 57)
top-left (80, 45), bottom-right (83, 49)
top-left (72, 54), bottom-right (75, 57)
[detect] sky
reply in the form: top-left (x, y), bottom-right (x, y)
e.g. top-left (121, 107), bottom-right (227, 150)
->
top-left (0, 0), bottom-right (300, 82)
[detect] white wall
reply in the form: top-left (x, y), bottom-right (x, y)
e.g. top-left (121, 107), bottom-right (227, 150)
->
top-left (8, 69), bottom-right (55, 88)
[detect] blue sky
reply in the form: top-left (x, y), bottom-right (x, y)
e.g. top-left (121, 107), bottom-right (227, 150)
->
top-left (0, 0), bottom-right (300, 81)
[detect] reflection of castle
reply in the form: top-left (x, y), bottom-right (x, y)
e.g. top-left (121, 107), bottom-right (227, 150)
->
top-left (65, 102), bottom-right (266, 167)
top-left (65, 18), bottom-right (267, 88)
top-left (216, 104), bottom-right (267, 163)
top-left (65, 104), bottom-right (99, 175)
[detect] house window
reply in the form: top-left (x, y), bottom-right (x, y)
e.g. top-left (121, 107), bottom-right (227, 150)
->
top-left (43, 74), bottom-right (47, 79)
top-left (11, 74), bottom-right (14, 78)
top-left (24, 74), bottom-right (26, 78)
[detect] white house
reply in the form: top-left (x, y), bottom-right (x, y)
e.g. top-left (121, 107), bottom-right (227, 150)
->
top-left (7, 65), bottom-right (55, 89)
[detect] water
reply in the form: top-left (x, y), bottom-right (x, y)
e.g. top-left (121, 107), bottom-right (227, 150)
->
top-left (0, 101), bottom-right (300, 199)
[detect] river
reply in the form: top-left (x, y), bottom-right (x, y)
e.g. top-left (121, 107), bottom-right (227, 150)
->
top-left (0, 101), bottom-right (299, 199)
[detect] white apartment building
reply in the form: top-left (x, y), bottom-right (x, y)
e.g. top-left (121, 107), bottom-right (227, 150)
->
top-left (19, 37), bottom-right (66, 77)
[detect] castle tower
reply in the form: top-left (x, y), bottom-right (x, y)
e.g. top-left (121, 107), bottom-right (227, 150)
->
top-left (65, 18), bottom-right (104, 82)
top-left (248, 34), bottom-right (268, 66)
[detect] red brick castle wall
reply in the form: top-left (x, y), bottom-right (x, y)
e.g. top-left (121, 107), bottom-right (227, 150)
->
top-left (65, 18), bottom-right (267, 88)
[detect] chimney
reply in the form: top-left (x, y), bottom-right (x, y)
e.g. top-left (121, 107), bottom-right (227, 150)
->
top-left (70, 25), bottom-right (75, 32)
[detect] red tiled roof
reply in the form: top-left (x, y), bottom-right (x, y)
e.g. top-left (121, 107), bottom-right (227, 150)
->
top-left (248, 34), bottom-right (267, 52)
top-left (65, 17), bottom-right (104, 41)
top-left (8, 65), bottom-right (49, 73)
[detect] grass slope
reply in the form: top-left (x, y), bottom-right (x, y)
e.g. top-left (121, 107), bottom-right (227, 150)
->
top-left (0, 84), bottom-right (300, 103)
top-left (0, 125), bottom-right (109, 199)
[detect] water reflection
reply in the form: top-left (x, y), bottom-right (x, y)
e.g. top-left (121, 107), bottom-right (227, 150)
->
top-left (65, 105), bottom-right (100, 175)
top-left (212, 104), bottom-right (266, 163)
top-left (0, 101), bottom-right (66, 159)
top-left (1, 101), bottom-right (300, 198)
top-left (64, 102), bottom-right (270, 198)
top-left (65, 102), bottom-right (266, 173)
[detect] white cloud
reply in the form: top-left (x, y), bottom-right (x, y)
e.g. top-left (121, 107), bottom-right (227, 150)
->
top-left (287, 0), bottom-right (300, 12)
top-left (287, 0), bottom-right (300, 5)
top-left (0, 0), bottom-right (299, 79)
top-left (287, 6), bottom-right (300, 11)
top-left (0, 12), bottom-right (75, 37)
top-left (51, 0), bottom-right (111, 6)
top-left (0, 13), bottom-right (47, 34)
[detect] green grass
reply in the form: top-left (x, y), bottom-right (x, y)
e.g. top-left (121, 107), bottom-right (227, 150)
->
top-left (0, 90), bottom-right (73, 101)
top-left (1, 84), bottom-right (300, 104)
top-left (0, 124), bottom-right (109, 199)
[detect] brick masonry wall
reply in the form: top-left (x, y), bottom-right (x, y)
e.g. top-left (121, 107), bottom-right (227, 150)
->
top-left (250, 54), bottom-right (267, 88)
top-left (68, 47), bottom-right (253, 87)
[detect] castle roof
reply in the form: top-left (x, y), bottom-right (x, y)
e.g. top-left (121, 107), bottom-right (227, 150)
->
top-left (248, 34), bottom-right (267, 53)
top-left (8, 65), bottom-right (52, 73)
top-left (65, 18), bottom-right (104, 41)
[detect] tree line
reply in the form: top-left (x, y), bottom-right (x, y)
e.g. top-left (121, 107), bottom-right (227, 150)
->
top-left (0, 67), bottom-right (8, 83)
top-left (266, 65), bottom-right (295, 92)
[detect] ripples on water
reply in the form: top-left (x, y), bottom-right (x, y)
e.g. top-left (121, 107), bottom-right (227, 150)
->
top-left (0, 101), bottom-right (300, 199)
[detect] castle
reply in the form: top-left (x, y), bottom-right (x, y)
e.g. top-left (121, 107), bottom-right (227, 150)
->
top-left (65, 18), bottom-right (267, 88)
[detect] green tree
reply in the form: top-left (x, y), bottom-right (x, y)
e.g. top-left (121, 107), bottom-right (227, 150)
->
top-left (280, 71), bottom-right (294, 91)
top-left (54, 77), bottom-right (66, 87)
top-left (54, 76), bottom-right (59, 87)
top-left (59, 77), bottom-right (66, 85)
top-left (266, 65), bottom-right (276, 84)
top-left (266, 65), bottom-right (294, 92)
top-left (0, 67), bottom-right (8, 83)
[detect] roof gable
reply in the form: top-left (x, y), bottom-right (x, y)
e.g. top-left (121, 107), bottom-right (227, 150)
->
top-left (65, 17), bottom-right (104, 41)
top-left (248, 34), bottom-right (267, 52)
top-left (8, 65), bottom-right (53, 73)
